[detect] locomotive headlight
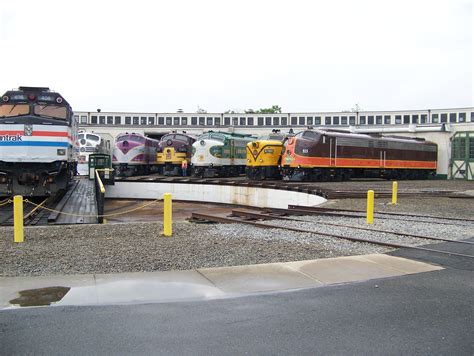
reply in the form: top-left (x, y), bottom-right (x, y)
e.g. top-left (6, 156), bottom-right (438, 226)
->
top-left (259, 159), bottom-right (263, 163)
top-left (10, 94), bottom-right (26, 101)
top-left (57, 149), bottom-right (66, 155)
top-left (56, 97), bottom-right (63, 104)
top-left (200, 140), bottom-right (205, 146)
top-left (253, 149), bottom-right (258, 155)
top-left (2, 95), bottom-right (9, 102)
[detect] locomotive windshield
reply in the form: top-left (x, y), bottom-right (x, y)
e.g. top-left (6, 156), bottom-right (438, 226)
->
top-left (302, 131), bottom-right (319, 140)
top-left (34, 105), bottom-right (67, 120)
top-left (116, 134), bottom-right (145, 142)
top-left (0, 104), bottom-right (30, 117)
top-left (197, 133), bottom-right (224, 141)
top-left (86, 134), bottom-right (100, 142)
top-left (175, 134), bottom-right (189, 142)
top-left (210, 134), bottom-right (225, 141)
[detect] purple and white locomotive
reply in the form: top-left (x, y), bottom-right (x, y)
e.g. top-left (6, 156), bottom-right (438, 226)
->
top-left (112, 133), bottom-right (159, 176)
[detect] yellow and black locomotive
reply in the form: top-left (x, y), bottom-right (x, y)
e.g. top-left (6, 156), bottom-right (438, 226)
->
top-left (245, 131), bottom-right (286, 180)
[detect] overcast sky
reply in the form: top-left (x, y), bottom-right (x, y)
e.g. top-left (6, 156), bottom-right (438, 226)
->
top-left (1, 0), bottom-right (472, 113)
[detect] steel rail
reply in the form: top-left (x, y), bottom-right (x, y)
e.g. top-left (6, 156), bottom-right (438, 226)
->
top-left (288, 205), bottom-right (474, 223)
top-left (191, 212), bottom-right (474, 259)
top-left (280, 207), bottom-right (471, 226)
top-left (262, 206), bottom-right (464, 226)
top-left (231, 209), bottom-right (474, 246)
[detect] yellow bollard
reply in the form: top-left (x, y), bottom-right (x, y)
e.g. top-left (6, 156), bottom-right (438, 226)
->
top-left (13, 195), bottom-right (24, 243)
top-left (163, 193), bottom-right (172, 236)
top-left (367, 190), bottom-right (374, 225)
top-left (392, 181), bottom-right (398, 205)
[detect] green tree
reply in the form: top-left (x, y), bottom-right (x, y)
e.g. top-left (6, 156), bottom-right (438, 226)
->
top-left (256, 105), bottom-right (282, 114)
top-left (225, 105), bottom-right (282, 114)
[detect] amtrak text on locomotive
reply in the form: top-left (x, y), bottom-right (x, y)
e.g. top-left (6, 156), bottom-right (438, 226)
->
top-left (0, 134), bottom-right (22, 142)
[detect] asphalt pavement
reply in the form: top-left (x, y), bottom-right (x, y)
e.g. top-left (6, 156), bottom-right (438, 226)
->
top-left (1, 239), bottom-right (472, 355)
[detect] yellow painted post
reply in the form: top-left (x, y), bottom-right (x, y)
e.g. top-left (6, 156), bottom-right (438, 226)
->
top-left (13, 195), bottom-right (24, 243)
top-left (367, 190), bottom-right (374, 225)
top-left (392, 181), bottom-right (398, 205)
top-left (163, 193), bottom-right (172, 236)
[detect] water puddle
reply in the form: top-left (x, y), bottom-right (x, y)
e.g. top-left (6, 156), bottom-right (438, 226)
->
top-left (9, 286), bottom-right (71, 307)
top-left (7, 280), bottom-right (225, 308)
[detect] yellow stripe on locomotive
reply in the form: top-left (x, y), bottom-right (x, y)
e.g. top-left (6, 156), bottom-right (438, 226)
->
top-left (246, 139), bottom-right (284, 180)
top-left (157, 147), bottom-right (188, 165)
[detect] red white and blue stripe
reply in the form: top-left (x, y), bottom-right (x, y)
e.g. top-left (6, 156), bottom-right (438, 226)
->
top-left (0, 124), bottom-right (73, 162)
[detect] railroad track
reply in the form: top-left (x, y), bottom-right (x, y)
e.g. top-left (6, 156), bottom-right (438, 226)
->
top-left (190, 209), bottom-right (474, 260)
top-left (0, 197), bottom-right (50, 226)
top-left (286, 205), bottom-right (474, 223)
top-left (243, 206), bottom-right (471, 226)
top-left (0, 186), bottom-right (72, 227)
top-left (116, 175), bottom-right (472, 199)
top-left (230, 209), bottom-right (474, 245)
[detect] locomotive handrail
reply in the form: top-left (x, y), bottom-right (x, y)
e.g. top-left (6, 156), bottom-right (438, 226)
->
top-left (95, 169), bottom-right (107, 194)
top-left (94, 170), bottom-right (106, 223)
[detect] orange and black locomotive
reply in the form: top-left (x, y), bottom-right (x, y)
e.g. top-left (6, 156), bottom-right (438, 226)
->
top-left (281, 129), bottom-right (437, 181)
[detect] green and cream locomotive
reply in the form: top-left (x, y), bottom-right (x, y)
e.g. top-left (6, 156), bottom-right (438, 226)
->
top-left (191, 131), bottom-right (256, 177)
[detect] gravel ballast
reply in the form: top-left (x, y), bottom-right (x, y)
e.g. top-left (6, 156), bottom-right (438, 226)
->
top-left (1, 180), bottom-right (473, 277)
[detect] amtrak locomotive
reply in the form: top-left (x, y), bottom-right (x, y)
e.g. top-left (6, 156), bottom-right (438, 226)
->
top-left (0, 87), bottom-right (78, 196)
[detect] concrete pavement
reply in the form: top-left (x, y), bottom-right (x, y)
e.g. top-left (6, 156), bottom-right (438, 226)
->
top-left (1, 254), bottom-right (442, 309)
